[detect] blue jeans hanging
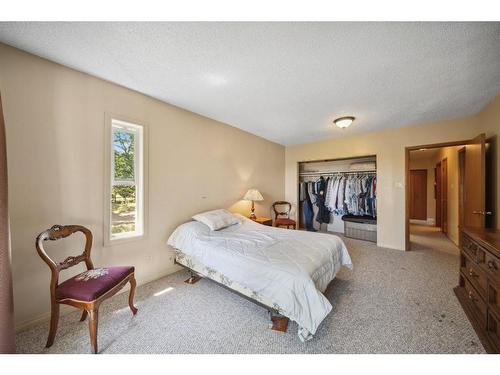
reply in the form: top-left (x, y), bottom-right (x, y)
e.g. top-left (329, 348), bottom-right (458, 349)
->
top-left (303, 198), bottom-right (316, 231)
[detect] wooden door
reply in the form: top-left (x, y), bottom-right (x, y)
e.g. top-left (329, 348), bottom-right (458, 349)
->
top-left (458, 147), bottom-right (466, 248)
top-left (410, 169), bottom-right (427, 220)
top-left (435, 162), bottom-right (442, 228)
top-left (464, 134), bottom-right (486, 228)
top-left (458, 147), bottom-right (466, 229)
top-left (441, 158), bottom-right (448, 234)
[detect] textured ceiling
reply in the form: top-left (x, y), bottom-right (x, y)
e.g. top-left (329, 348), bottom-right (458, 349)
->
top-left (0, 22), bottom-right (499, 145)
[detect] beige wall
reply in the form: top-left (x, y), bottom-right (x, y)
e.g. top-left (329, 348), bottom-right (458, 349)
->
top-left (409, 157), bottom-right (436, 225)
top-left (285, 95), bottom-right (500, 251)
top-left (0, 44), bottom-right (285, 327)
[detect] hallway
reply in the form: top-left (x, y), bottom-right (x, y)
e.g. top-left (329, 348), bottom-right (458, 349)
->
top-left (410, 224), bottom-right (460, 255)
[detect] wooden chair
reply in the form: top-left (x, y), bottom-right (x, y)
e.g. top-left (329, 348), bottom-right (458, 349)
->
top-left (272, 201), bottom-right (296, 229)
top-left (35, 224), bottom-right (138, 354)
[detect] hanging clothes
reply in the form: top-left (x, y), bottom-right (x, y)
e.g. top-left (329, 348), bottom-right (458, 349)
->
top-left (303, 189), bottom-right (316, 231)
top-left (323, 172), bottom-right (377, 217)
top-left (336, 176), bottom-right (346, 215)
top-left (324, 176), bottom-right (334, 211)
top-left (307, 182), bottom-right (321, 231)
top-left (314, 176), bottom-right (330, 225)
top-left (299, 181), bottom-right (306, 202)
top-left (299, 171), bottom-right (376, 232)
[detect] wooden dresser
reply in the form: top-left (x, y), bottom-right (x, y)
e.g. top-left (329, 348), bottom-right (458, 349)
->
top-left (455, 228), bottom-right (500, 353)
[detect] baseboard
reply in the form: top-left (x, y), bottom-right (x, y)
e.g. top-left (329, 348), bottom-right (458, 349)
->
top-left (375, 242), bottom-right (405, 251)
top-left (446, 233), bottom-right (460, 247)
top-left (410, 218), bottom-right (435, 226)
top-left (15, 303), bottom-right (74, 333)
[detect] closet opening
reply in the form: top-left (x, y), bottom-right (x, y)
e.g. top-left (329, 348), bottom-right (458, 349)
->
top-left (298, 155), bottom-right (377, 243)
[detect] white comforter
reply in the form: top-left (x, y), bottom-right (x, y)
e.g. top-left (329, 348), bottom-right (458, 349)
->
top-left (167, 215), bottom-right (352, 341)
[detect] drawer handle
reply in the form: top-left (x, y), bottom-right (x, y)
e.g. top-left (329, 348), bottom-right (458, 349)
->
top-left (468, 291), bottom-right (477, 302)
top-left (466, 243), bottom-right (477, 254)
top-left (469, 269), bottom-right (479, 278)
top-left (487, 260), bottom-right (497, 270)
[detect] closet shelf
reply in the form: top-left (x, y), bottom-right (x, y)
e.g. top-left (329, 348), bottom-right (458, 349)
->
top-left (299, 170), bottom-right (376, 177)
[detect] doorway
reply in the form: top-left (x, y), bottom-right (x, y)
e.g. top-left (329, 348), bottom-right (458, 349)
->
top-left (405, 134), bottom-right (488, 251)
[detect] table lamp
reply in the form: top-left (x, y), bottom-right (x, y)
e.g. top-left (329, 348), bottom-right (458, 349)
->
top-left (243, 188), bottom-right (264, 219)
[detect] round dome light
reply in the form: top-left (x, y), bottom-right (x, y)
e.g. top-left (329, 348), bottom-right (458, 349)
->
top-left (334, 116), bottom-right (355, 129)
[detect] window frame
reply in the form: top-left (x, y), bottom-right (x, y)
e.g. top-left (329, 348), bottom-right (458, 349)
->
top-left (104, 114), bottom-right (148, 246)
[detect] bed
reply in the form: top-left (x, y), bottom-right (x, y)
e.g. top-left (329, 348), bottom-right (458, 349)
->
top-left (167, 213), bottom-right (352, 341)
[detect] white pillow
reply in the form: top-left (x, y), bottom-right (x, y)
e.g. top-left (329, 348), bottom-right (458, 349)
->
top-left (192, 209), bottom-right (240, 231)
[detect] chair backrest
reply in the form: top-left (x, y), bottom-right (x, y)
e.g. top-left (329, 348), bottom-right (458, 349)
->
top-left (272, 201), bottom-right (292, 220)
top-left (35, 225), bottom-right (94, 295)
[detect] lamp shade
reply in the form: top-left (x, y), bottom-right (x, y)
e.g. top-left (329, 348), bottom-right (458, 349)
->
top-left (243, 188), bottom-right (264, 201)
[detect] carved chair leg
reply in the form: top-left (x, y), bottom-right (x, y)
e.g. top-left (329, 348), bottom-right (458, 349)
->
top-left (46, 302), bottom-right (60, 348)
top-left (128, 276), bottom-right (138, 315)
top-left (80, 310), bottom-right (88, 322)
top-left (88, 309), bottom-right (99, 354)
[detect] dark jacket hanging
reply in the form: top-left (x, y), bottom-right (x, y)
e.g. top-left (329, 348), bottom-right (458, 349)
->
top-left (315, 176), bottom-right (330, 224)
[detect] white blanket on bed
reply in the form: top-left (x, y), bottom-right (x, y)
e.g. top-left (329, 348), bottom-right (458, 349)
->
top-left (167, 215), bottom-right (352, 341)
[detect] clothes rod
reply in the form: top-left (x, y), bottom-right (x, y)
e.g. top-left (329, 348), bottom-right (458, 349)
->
top-left (299, 170), bottom-right (376, 176)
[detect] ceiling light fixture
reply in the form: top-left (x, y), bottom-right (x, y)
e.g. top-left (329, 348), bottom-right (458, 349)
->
top-left (334, 116), bottom-right (355, 129)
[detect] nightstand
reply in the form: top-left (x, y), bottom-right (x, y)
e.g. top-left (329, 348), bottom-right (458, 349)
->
top-left (251, 217), bottom-right (273, 226)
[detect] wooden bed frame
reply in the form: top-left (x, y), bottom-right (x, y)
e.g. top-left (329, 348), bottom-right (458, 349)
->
top-left (174, 259), bottom-right (289, 332)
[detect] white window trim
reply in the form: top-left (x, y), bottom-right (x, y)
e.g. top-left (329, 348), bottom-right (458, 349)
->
top-left (104, 113), bottom-right (149, 246)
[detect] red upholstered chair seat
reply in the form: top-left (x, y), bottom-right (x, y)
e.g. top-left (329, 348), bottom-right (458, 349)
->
top-left (56, 266), bottom-right (134, 302)
top-left (275, 218), bottom-right (296, 226)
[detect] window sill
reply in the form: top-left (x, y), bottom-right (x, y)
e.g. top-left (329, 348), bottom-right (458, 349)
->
top-left (104, 233), bottom-right (146, 247)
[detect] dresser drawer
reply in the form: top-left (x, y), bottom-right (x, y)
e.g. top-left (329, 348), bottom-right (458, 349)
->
top-left (462, 234), bottom-right (479, 261)
top-left (479, 251), bottom-right (500, 283)
top-left (487, 310), bottom-right (500, 352)
top-left (460, 252), bottom-right (487, 299)
top-left (488, 282), bottom-right (500, 318)
top-left (462, 277), bottom-right (487, 328)
top-left (458, 229), bottom-right (500, 353)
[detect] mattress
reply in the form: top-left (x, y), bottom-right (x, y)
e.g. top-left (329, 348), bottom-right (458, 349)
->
top-left (167, 214), bottom-right (352, 341)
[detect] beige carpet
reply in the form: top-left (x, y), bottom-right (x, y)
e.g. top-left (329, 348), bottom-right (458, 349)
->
top-left (15, 232), bottom-right (484, 354)
top-left (410, 224), bottom-right (460, 255)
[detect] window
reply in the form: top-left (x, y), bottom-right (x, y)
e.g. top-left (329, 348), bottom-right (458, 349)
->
top-left (106, 117), bottom-right (145, 242)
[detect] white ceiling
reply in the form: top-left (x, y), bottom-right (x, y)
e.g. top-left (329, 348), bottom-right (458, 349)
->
top-left (0, 22), bottom-right (499, 145)
top-left (409, 148), bottom-right (440, 161)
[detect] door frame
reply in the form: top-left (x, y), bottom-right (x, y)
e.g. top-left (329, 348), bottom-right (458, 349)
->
top-left (441, 157), bottom-right (448, 235)
top-left (435, 161), bottom-right (442, 229)
top-left (405, 139), bottom-right (470, 251)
